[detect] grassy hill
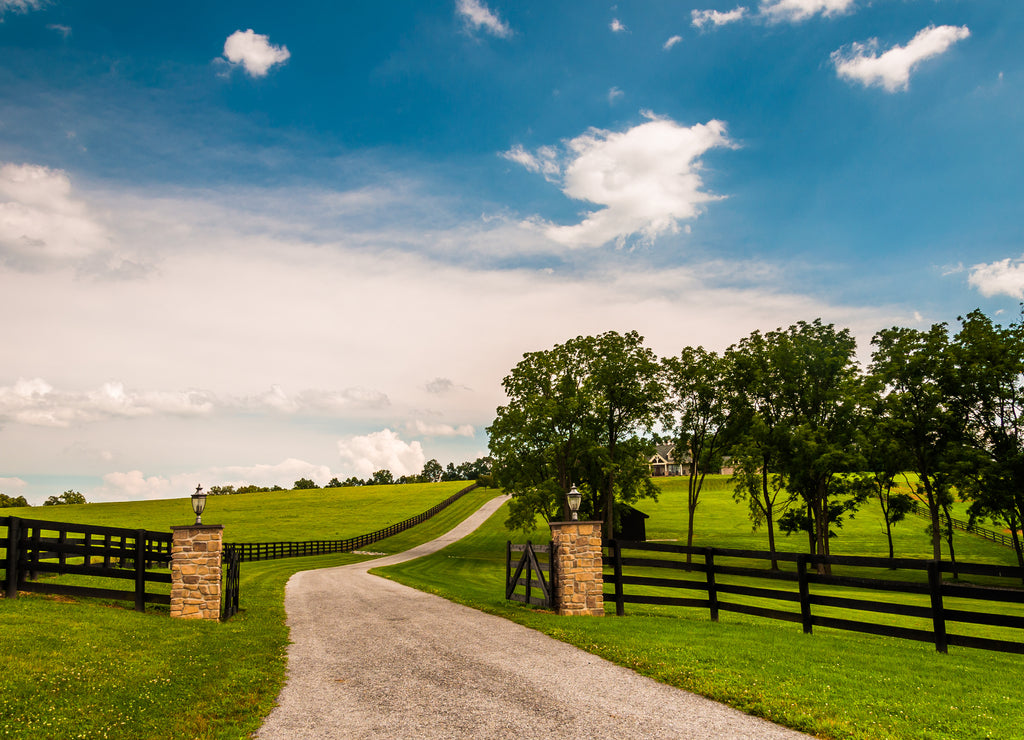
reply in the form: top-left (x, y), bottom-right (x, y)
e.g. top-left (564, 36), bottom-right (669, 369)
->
top-left (7, 480), bottom-right (472, 543)
top-left (0, 482), bottom-right (501, 740)
top-left (378, 476), bottom-right (1023, 740)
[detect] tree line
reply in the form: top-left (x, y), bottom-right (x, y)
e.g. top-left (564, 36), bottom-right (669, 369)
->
top-left (487, 310), bottom-right (1024, 574)
top-left (206, 457), bottom-right (494, 496)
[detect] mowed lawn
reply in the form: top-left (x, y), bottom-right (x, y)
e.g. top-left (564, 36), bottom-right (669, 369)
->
top-left (0, 483), bottom-right (501, 740)
top-left (379, 476), bottom-right (1024, 740)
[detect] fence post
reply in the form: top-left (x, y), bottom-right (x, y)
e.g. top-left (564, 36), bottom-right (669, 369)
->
top-left (525, 540), bottom-right (533, 606)
top-left (505, 541), bottom-right (511, 599)
top-left (170, 524), bottom-right (224, 620)
top-left (548, 520), bottom-right (605, 617)
top-left (797, 554), bottom-right (813, 634)
top-left (612, 540), bottom-right (625, 617)
top-left (134, 530), bottom-right (147, 612)
top-left (705, 548), bottom-right (719, 623)
top-left (4, 517), bottom-right (20, 599)
top-left (928, 560), bottom-right (948, 653)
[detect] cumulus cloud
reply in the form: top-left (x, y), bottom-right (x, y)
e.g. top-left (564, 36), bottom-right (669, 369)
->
top-left (455, 0), bottom-right (511, 38)
top-left (0, 379), bottom-right (216, 427)
top-left (249, 385), bottom-right (389, 414)
top-left (759, 0), bottom-right (856, 23)
top-left (222, 29), bottom-right (291, 78)
top-left (337, 429), bottom-right (426, 478)
top-left (608, 86), bottom-right (624, 105)
top-left (968, 257), bottom-right (1024, 299)
top-left (663, 35), bottom-right (683, 51)
top-left (832, 25), bottom-right (970, 93)
top-left (505, 112), bottom-right (736, 248)
top-left (0, 476), bottom-right (27, 493)
top-left (0, 162), bottom-right (116, 272)
top-left (405, 420), bottom-right (475, 438)
top-left (610, 18), bottom-right (627, 33)
top-left (691, 7), bottom-right (748, 29)
top-left (91, 458), bottom-right (338, 502)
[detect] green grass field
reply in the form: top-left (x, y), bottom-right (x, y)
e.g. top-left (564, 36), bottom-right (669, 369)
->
top-left (378, 476), bottom-right (1024, 740)
top-left (0, 483), bottom-right (500, 740)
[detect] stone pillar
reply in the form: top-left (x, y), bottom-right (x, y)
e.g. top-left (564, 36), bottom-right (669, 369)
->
top-left (169, 524), bottom-right (223, 620)
top-left (549, 520), bottom-right (605, 617)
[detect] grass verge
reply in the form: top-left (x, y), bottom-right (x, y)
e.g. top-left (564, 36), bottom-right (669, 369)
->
top-left (377, 496), bottom-right (1024, 740)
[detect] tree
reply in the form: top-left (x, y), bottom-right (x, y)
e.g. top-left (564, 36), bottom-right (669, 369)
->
top-left (421, 459), bottom-right (444, 483)
top-left (586, 331), bottom-right (665, 538)
top-left (870, 323), bottom-right (962, 562)
top-left (858, 411), bottom-right (915, 560)
top-left (326, 477), bottom-right (343, 488)
top-left (293, 478), bottom-right (319, 490)
top-left (952, 309), bottom-right (1024, 569)
top-left (729, 321), bottom-right (867, 573)
top-left (43, 490), bottom-right (87, 506)
top-left (0, 493), bottom-right (29, 508)
top-left (488, 331), bottom-right (662, 537)
top-left (661, 346), bottom-right (735, 562)
top-left (369, 469), bottom-right (394, 485)
top-left (341, 477), bottom-right (364, 487)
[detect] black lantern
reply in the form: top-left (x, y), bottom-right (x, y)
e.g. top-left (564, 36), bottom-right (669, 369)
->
top-left (566, 484), bottom-right (582, 521)
top-left (191, 484), bottom-right (207, 526)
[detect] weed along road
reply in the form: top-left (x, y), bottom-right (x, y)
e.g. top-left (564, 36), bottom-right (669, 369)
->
top-left (257, 495), bottom-right (811, 740)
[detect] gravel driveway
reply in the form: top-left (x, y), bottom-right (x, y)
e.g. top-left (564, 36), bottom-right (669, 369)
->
top-left (256, 494), bottom-right (813, 739)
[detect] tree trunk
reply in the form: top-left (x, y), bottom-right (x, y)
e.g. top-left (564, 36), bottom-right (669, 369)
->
top-left (761, 464), bottom-right (779, 571)
top-left (920, 469), bottom-right (942, 561)
top-left (942, 504), bottom-right (958, 580)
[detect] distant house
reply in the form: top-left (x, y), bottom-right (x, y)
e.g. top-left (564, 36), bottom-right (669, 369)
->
top-left (648, 443), bottom-right (734, 477)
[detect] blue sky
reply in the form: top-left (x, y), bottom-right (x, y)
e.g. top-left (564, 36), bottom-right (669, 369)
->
top-left (1, 0), bottom-right (1021, 505)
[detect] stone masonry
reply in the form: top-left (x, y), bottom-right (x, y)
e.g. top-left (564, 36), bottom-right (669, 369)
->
top-left (549, 520), bottom-right (605, 617)
top-left (169, 524), bottom-right (223, 620)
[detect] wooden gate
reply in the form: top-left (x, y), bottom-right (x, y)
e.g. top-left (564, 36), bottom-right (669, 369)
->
top-left (505, 541), bottom-right (552, 608)
top-left (221, 544), bottom-right (240, 621)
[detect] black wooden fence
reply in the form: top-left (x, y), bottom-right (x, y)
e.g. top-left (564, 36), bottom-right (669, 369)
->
top-left (1, 516), bottom-right (172, 612)
top-left (603, 540), bottom-right (1024, 655)
top-left (226, 482), bottom-right (480, 562)
top-left (907, 502), bottom-right (1021, 551)
top-left (505, 541), bottom-right (552, 608)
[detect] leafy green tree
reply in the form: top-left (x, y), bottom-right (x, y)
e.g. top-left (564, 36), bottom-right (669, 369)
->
top-left (870, 323), bottom-right (962, 562)
top-left (293, 478), bottom-right (319, 490)
top-left (341, 477), bottom-right (363, 487)
top-left (489, 331), bottom-right (662, 537)
top-left (326, 477), bottom-right (342, 488)
top-left (857, 410), bottom-right (915, 560)
top-left (43, 490), bottom-right (87, 506)
top-left (952, 309), bottom-right (1024, 568)
top-left (0, 493), bottom-right (29, 508)
top-left (420, 459), bottom-right (444, 483)
top-left (369, 469), bottom-right (394, 485)
top-left (661, 346), bottom-right (736, 561)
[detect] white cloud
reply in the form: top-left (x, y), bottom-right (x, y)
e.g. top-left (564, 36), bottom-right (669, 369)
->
top-left (248, 385), bottom-right (390, 414)
top-left (610, 18), bottom-right (627, 33)
top-left (0, 379), bottom-right (216, 427)
top-left (832, 25), bottom-right (970, 93)
top-left (0, 162), bottom-right (118, 272)
top-left (406, 420), bottom-right (476, 438)
top-left (91, 458), bottom-right (338, 502)
top-left (222, 29), bottom-right (291, 78)
top-left (337, 429), bottom-right (426, 478)
top-left (456, 0), bottom-right (512, 38)
top-left (0, 0), bottom-right (44, 15)
top-left (968, 257), bottom-right (1024, 299)
top-left (608, 86), bottom-right (624, 105)
top-left (663, 35), bottom-right (683, 51)
top-left (691, 7), bottom-right (748, 29)
top-left (507, 112), bottom-right (736, 248)
top-left (0, 477), bottom-right (27, 493)
top-left (759, 0), bottom-right (856, 23)
top-left (47, 24), bottom-right (71, 38)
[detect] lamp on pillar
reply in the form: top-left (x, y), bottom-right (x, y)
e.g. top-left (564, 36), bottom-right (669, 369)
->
top-left (191, 485), bottom-right (207, 526)
top-left (566, 484), bottom-right (581, 521)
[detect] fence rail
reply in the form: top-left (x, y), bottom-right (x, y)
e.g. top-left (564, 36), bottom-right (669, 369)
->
top-left (221, 545), bottom-right (240, 620)
top-left (1, 516), bottom-right (172, 611)
top-left (225, 482), bottom-right (480, 563)
top-left (603, 540), bottom-right (1024, 655)
top-left (505, 541), bottom-right (552, 607)
top-left (908, 502), bottom-right (1021, 550)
